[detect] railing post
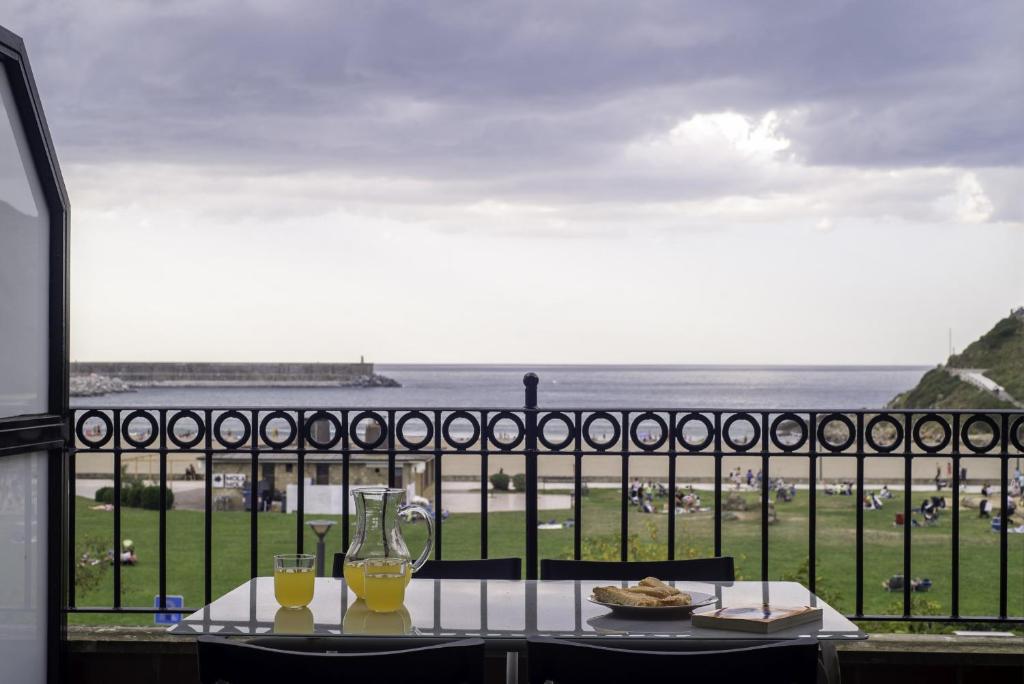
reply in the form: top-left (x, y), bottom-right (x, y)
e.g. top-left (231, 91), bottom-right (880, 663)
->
top-left (524, 373), bottom-right (539, 580)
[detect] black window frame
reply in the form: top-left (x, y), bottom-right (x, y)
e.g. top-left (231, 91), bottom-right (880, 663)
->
top-left (0, 24), bottom-right (71, 684)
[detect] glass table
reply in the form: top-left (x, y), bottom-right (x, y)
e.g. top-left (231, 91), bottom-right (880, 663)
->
top-left (170, 578), bottom-right (866, 642)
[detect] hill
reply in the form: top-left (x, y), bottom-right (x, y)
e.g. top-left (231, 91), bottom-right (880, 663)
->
top-left (889, 310), bottom-right (1023, 410)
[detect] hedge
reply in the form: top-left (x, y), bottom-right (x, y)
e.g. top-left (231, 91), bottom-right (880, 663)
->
top-left (91, 484), bottom-right (173, 510)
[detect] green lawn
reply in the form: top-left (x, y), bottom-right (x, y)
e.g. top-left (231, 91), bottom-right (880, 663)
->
top-left (69, 488), bottom-right (1023, 630)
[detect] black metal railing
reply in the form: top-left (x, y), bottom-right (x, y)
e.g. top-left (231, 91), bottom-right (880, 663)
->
top-left (66, 373), bottom-right (1024, 624)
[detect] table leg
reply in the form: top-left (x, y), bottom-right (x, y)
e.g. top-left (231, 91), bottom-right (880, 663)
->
top-left (506, 650), bottom-right (519, 684)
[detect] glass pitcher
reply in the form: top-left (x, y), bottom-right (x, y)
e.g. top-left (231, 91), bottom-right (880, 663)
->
top-left (343, 487), bottom-right (434, 599)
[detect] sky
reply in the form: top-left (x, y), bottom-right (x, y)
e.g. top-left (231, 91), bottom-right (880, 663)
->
top-left (5, 1), bottom-right (1023, 365)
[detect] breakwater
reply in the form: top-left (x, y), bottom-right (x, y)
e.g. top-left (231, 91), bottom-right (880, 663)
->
top-left (70, 362), bottom-right (400, 396)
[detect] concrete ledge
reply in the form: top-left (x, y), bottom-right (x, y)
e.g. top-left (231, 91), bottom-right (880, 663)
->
top-left (837, 633), bottom-right (1024, 664)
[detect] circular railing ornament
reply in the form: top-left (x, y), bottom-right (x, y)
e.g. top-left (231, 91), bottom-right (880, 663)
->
top-left (487, 411), bottom-right (525, 451)
top-left (76, 410), bottom-right (113, 449)
top-left (168, 409), bottom-right (206, 449)
top-left (675, 413), bottom-right (714, 452)
top-left (582, 412), bottom-right (619, 451)
top-left (816, 413), bottom-right (855, 453)
top-left (396, 411), bottom-right (434, 451)
top-left (121, 410), bottom-right (158, 449)
top-left (770, 413), bottom-right (808, 452)
top-left (630, 412), bottom-right (667, 452)
top-left (442, 411), bottom-right (480, 451)
top-left (259, 411), bottom-right (297, 449)
top-left (538, 412), bottom-right (576, 451)
top-left (349, 411), bottom-right (387, 450)
top-left (303, 411), bottom-right (342, 450)
top-left (865, 414), bottom-right (903, 453)
top-left (912, 413), bottom-right (952, 453)
top-left (214, 410), bottom-right (252, 450)
top-left (960, 414), bottom-right (1000, 454)
top-left (723, 413), bottom-right (760, 452)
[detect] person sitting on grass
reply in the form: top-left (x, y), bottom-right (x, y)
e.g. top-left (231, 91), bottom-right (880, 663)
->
top-left (109, 539), bottom-right (137, 566)
top-left (775, 484), bottom-right (792, 503)
top-left (879, 484), bottom-right (893, 500)
top-left (921, 498), bottom-right (938, 523)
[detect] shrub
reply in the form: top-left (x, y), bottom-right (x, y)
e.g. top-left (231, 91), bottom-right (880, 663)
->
top-left (94, 487), bottom-right (114, 504)
top-left (512, 473), bottom-right (527, 492)
top-left (121, 482), bottom-right (144, 508)
top-left (489, 470), bottom-right (510, 491)
top-left (140, 485), bottom-right (174, 510)
top-left (75, 535), bottom-right (111, 594)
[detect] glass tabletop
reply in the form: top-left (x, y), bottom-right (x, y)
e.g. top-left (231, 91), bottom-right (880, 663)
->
top-left (170, 579), bottom-right (866, 641)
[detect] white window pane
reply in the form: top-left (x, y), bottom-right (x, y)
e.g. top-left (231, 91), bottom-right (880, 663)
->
top-left (0, 66), bottom-right (49, 418)
top-left (0, 451), bottom-right (47, 682)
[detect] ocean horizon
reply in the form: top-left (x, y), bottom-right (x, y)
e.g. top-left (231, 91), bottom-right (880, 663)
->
top-left (71, 363), bottom-right (931, 410)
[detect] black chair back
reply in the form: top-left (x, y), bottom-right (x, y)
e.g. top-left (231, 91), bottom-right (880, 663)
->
top-left (526, 636), bottom-right (819, 684)
top-left (416, 558), bottom-right (521, 580)
top-left (333, 553), bottom-right (522, 580)
top-left (539, 557), bottom-right (734, 581)
top-left (197, 635), bottom-right (485, 684)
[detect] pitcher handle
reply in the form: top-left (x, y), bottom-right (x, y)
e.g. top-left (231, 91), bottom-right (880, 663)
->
top-left (399, 504), bottom-right (435, 572)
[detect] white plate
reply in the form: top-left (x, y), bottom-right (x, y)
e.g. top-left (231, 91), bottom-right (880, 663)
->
top-left (588, 590), bottom-right (717, 619)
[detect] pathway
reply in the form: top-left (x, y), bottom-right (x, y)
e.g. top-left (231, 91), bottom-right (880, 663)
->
top-left (945, 367), bottom-right (1024, 408)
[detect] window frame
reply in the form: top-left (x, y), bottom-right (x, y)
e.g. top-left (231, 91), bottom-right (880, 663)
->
top-left (0, 24), bottom-right (70, 684)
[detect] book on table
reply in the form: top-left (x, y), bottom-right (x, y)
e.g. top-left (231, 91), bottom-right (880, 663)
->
top-left (690, 605), bottom-right (823, 633)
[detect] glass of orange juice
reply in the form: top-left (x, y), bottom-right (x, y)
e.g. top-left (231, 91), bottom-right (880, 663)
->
top-left (363, 559), bottom-right (409, 613)
top-left (274, 554), bottom-right (315, 608)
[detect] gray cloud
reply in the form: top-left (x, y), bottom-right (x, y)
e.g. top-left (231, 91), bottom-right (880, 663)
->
top-left (5, 0), bottom-right (1022, 211)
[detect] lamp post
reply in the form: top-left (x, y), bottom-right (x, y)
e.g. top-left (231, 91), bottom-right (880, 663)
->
top-left (306, 520), bottom-right (336, 576)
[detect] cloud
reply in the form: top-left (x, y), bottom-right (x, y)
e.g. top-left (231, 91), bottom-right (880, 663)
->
top-left (4, 0), bottom-right (1021, 231)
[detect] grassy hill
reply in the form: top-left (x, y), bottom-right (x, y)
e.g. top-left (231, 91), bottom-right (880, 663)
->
top-left (948, 314), bottom-right (1024, 398)
top-left (889, 312), bottom-right (1023, 409)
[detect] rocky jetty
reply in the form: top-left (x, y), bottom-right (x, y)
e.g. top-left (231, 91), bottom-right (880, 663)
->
top-left (69, 369), bottom-right (401, 396)
top-left (355, 373), bottom-right (401, 388)
top-left (70, 373), bottom-right (135, 397)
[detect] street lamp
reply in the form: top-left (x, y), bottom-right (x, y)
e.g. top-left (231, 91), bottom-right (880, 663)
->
top-left (306, 519), bottom-right (336, 576)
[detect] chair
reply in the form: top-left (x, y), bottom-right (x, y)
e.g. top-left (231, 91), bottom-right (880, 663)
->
top-left (332, 553), bottom-right (522, 580)
top-left (539, 557), bottom-right (734, 581)
top-left (197, 635), bottom-right (485, 684)
top-left (526, 636), bottom-right (820, 684)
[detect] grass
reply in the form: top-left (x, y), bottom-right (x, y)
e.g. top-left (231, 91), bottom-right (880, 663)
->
top-left (890, 314), bottom-right (1024, 409)
top-left (69, 486), bottom-right (1023, 631)
top-left (888, 368), bottom-right (1015, 410)
top-left (950, 315), bottom-right (1024, 399)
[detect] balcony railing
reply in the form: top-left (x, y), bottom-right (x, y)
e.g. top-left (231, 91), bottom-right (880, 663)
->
top-left (66, 373), bottom-right (1024, 625)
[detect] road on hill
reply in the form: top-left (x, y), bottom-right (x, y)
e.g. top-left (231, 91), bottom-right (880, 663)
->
top-left (945, 367), bottom-right (1024, 408)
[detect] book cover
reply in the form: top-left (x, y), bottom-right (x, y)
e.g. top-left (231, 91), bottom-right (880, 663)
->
top-left (691, 605), bottom-right (823, 633)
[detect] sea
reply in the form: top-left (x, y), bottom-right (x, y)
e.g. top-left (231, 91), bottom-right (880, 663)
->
top-left (71, 364), bottom-right (929, 410)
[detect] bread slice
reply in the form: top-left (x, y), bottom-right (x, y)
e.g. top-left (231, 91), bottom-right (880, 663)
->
top-left (593, 586), bottom-right (659, 607)
top-left (638, 577), bottom-right (680, 595)
top-left (657, 593), bottom-right (692, 607)
top-left (625, 585), bottom-right (675, 599)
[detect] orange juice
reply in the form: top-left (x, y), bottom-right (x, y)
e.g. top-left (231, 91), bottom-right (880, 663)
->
top-left (364, 562), bottom-right (408, 613)
top-left (344, 559), bottom-right (411, 599)
top-left (274, 606), bottom-right (314, 633)
top-left (343, 599), bottom-right (412, 635)
top-left (274, 567), bottom-right (314, 608)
